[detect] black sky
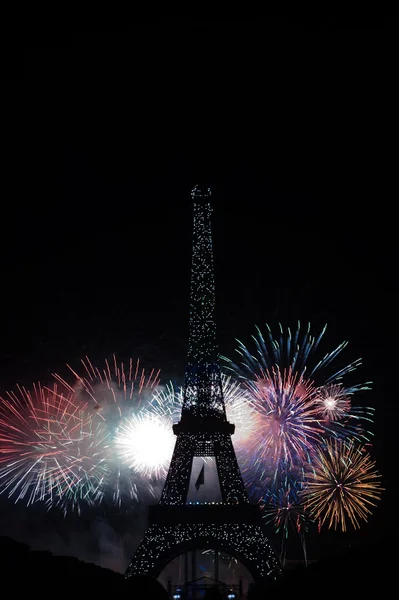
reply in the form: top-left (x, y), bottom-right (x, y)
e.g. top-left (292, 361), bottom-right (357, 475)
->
top-left (1, 18), bottom-right (397, 559)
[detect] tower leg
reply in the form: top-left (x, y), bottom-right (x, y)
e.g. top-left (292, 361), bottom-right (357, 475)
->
top-left (185, 551), bottom-right (189, 586)
top-left (191, 548), bottom-right (196, 582)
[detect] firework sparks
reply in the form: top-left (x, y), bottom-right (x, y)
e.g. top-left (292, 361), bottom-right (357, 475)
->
top-left (301, 439), bottom-right (382, 531)
top-left (315, 384), bottom-right (351, 420)
top-left (247, 368), bottom-right (323, 468)
top-left (0, 383), bottom-right (108, 513)
top-left (262, 478), bottom-right (309, 537)
top-left (222, 375), bottom-right (257, 446)
top-left (149, 382), bottom-right (182, 425)
top-left (202, 548), bottom-right (238, 570)
top-left (224, 322), bottom-right (366, 386)
top-left (262, 477), bottom-right (310, 564)
top-left (53, 355), bottom-right (162, 506)
top-left (224, 323), bottom-right (375, 502)
top-left (148, 375), bottom-right (257, 450)
top-left (54, 355), bottom-right (161, 419)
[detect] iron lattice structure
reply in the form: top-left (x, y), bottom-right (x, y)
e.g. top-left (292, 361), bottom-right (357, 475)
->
top-left (183, 186), bottom-right (225, 419)
top-left (126, 186), bottom-right (280, 583)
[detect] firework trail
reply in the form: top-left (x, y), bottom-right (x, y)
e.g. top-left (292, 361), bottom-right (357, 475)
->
top-left (202, 548), bottom-right (239, 571)
top-left (262, 478), bottom-right (309, 536)
top-left (53, 356), bottom-right (162, 507)
top-left (261, 477), bottom-right (311, 565)
top-left (0, 383), bottom-right (108, 513)
top-left (301, 439), bottom-right (382, 532)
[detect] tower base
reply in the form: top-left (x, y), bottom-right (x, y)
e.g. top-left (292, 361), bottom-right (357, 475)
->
top-left (125, 522), bottom-right (281, 582)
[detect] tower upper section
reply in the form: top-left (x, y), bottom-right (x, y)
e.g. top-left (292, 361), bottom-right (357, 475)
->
top-left (180, 185), bottom-right (227, 424)
top-left (191, 185), bottom-right (212, 201)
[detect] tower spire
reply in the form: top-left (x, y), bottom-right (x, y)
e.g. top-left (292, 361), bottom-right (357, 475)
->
top-left (182, 184), bottom-right (226, 420)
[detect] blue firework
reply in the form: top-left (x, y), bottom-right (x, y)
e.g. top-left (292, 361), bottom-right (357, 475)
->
top-left (223, 322), bottom-right (367, 386)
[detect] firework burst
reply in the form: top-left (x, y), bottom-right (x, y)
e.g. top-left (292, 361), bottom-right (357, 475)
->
top-left (53, 355), bottom-right (162, 506)
top-left (0, 383), bottom-right (108, 513)
top-left (224, 322), bottom-right (366, 386)
top-left (225, 323), bottom-right (375, 498)
top-left (246, 368), bottom-right (323, 468)
top-left (301, 439), bottom-right (382, 531)
top-left (315, 384), bottom-right (351, 420)
top-left (54, 355), bottom-right (160, 420)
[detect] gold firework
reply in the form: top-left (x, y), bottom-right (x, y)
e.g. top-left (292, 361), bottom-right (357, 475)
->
top-left (302, 439), bottom-right (382, 531)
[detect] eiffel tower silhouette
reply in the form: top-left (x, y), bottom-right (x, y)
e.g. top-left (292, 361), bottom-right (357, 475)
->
top-left (125, 186), bottom-right (280, 584)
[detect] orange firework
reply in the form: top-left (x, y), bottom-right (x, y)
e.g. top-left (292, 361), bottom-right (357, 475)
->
top-left (302, 439), bottom-right (382, 531)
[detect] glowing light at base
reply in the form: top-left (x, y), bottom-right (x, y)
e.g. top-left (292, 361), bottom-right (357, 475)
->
top-left (301, 439), bottom-right (382, 531)
top-left (115, 412), bottom-right (175, 478)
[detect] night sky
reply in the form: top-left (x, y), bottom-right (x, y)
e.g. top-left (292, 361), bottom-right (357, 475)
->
top-left (1, 19), bottom-right (397, 569)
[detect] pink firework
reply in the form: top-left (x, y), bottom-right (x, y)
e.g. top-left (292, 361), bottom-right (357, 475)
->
top-left (0, 383), bottom-right (108, 512)
top-left (54, 355), bottom-right (161, 420)
top-left (247, 368), bottom-right (324, 469)
top-left (315, 384), bottom-right (351, 421)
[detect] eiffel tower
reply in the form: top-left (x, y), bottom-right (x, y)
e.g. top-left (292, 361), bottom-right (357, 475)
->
top-left (125, 185), bottom-right (280, 584)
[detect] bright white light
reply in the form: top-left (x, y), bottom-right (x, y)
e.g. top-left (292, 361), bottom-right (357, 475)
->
top-left (324, 397), bottom-right (337, 410)
top-left (115, 412), bottom-right (175, 478)
top-left (315, 384), bottom-right (351, 420)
